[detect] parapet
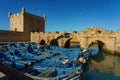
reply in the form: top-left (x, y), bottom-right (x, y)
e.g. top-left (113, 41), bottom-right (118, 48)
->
top-left (8, 7), bottom-right (26, 18)
top-left (8, 12), bottom-right (12, 18)
top-left (43, 14), bottom-right (46, 21)
top-left (21, 7), bottom-right (25, 14)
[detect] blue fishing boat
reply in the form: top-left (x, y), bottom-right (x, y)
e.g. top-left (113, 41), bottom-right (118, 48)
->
top-left (0, 42), bottom-right (98, 80)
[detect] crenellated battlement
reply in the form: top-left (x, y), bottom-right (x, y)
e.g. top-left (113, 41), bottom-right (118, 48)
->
top-left (8, 7), bottom-right (25, 19)
top-left (9, 13), bottom-right (22, 18)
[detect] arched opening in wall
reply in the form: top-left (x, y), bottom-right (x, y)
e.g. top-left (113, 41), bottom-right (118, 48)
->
top-left (56, 33), bottom-right (71, 41)
top-left (64, 39), bottom-right (72, 48)
top-left (15, 28), bottom-right (17, 31)
top-left (40, 39), bottom-right (46, 45)
top-left (32, 30), bottom-right (35, 33)
top-left (88, 40), bottom-right (105, 62)
top-left (56, 35), bottom-right (64, 40)
top-left (64, 33), bottom-right (71, 38)
top-left (88, 40), bottom-right (105, 50)
top-left (50, 39), bottom-right (59, 46)
top-left (70, 41), bottom-right (80, 48)
top-left (37, 29), bottom-right (40, 32)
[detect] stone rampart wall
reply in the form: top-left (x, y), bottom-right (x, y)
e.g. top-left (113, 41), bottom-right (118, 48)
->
top-left (0, 30), bottom-right (30, 42)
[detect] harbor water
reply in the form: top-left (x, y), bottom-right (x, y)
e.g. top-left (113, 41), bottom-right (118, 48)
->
top-left (82, 51), bottom-right (120, 80)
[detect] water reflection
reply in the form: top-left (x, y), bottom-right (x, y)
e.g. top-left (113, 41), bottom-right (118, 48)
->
top-left (83, 51), bottom-right (120, 80)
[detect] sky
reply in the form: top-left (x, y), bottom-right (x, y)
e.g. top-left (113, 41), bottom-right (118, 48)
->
top-left (0, 0), bottom-right (120, 32)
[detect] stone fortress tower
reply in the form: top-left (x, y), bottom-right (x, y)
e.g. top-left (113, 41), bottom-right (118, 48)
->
top-left (8, 7), bottom-right (46, 33)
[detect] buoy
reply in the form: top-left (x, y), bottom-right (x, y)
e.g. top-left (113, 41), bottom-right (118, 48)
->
top-left (79, 57), bottom-right (86, 63)
top-left (83, 49), bottom-right (87, 53)
top-left (83, 59), bottom-right (86, 63)
top-left (37, 44), bottom-right (41, 49)
top-left (62, 60), bottom-right (69, 64)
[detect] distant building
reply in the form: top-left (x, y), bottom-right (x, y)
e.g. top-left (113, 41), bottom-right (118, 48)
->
top-left (8, 7), bottom-right (46, 33)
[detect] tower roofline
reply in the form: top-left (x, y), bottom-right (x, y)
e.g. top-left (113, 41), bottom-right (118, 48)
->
top-left (8, 7), bottom-right (46, 21)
